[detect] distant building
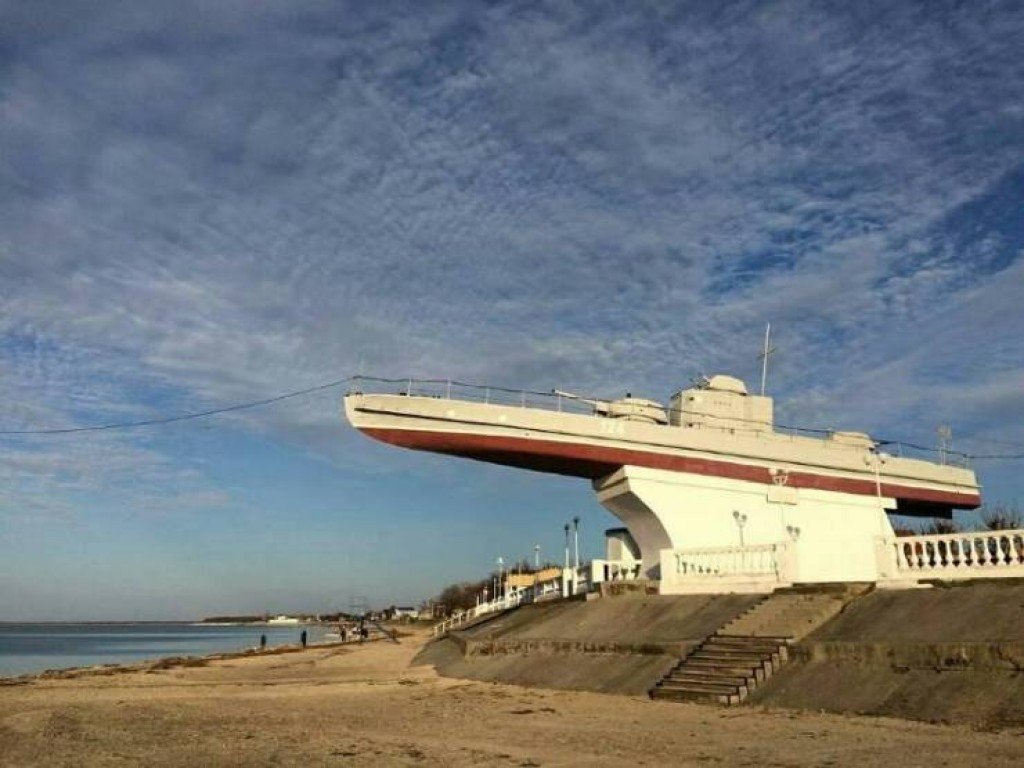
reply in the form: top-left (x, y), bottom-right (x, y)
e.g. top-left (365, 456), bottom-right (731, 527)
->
top-left (385, 606), bottom-right (419, 620)
top-left (506, 567), bottom-right (562, 591)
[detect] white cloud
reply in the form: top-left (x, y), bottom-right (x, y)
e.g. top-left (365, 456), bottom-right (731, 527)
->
top-left (2, 1), bottom-right (1024, 526)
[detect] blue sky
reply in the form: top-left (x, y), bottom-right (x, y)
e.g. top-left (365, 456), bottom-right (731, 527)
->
top-left (2, 1), bottom-right (1023, 620)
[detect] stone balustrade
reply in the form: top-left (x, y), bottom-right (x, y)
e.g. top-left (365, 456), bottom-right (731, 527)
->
top-left (588, 559), bottom-right (643, 583)
top-left (432, 530), bottom-right (1024, 624)
top-left (431, 589), bottom-right (531, 637)
top-left (889, 529), bottom-right (1024, 578)
top-left (659, 542), bottom-right (794, 594)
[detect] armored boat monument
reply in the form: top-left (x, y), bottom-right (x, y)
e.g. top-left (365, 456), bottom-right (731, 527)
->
top-left (344, 375), bottom-right (981, 592)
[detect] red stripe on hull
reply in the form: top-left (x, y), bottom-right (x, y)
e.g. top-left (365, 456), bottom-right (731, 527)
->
top-left (361, 427), bottom-right (981, 510)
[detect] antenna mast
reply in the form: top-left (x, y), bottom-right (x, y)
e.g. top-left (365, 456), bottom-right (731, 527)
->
top-left (937, 424), bottom-right (952, 466)
top-left (758, 323), bottom-right (775, 396)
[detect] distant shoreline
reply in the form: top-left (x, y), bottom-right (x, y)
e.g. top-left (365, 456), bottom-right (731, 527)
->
top-left (0, 621), bottom-right (341, 679)
top-left (0, 624), bottom-right (402, 683)
top-left (0, 621), bottom-right (201, 626)
top-left (0, 637), bottom-right (365, 685)
top-left (0, 620), bottom-right (334, 626)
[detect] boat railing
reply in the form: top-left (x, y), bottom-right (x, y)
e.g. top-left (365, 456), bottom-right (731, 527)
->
top-left (347, 376), bottom-right (969, 465)
top-left (351, 375), bottom-right (603, 417)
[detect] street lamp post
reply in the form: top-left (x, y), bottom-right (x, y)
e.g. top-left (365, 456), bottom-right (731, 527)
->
top-left (573, 516), bottom-right (581, 569)
top-left (534, 544), bottom-right (540, 569)
top-left (732, 510), bottom-right (748, 547)
top-left (563, 523), bottom-right (571, 569)
top-left (497, 556), bottom-right (505, 601)
top-left (867, 449), bottom-right (890, 535)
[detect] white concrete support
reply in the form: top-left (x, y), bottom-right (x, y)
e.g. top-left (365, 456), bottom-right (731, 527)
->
top-left (605, 527), bottom-right (640, 563)
top-left (594, 465), bottom-right (896, 588)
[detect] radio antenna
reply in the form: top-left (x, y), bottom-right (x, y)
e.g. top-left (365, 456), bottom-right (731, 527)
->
top-left (758, 323), bottom-right (776, 396)
top-left (937, 424), bottom-right (952, 466)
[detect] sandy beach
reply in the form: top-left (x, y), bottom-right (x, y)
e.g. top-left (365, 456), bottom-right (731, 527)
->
top-left (0, 626), bottom-right (1020, 767)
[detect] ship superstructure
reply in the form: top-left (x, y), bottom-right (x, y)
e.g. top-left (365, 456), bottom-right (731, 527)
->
top-left (343, 375), bottom-right (980, 589)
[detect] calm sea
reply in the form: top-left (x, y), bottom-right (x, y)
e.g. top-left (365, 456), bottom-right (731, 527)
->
top-left (0, 623), bottom-right (332, 678)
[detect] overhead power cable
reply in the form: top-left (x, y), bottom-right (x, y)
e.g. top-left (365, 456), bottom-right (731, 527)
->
top-left (1, 373), bottom-right (1023, 460)
top-left (0, 377), bottom-right (354, 436)
top-left (960, 452), bottom-right (1024, 460)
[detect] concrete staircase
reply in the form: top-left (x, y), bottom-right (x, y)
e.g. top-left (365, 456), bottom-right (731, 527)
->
top-left (651, 633), bottom-right (789, 704)
top-left (650, 585), bottom-right (870, 706)
top-left (718, 587), bottom-right (858, 639)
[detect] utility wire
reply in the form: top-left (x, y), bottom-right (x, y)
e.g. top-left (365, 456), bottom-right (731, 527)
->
top-left (1, 372), bottom-right (1022, 460)
top-left (961, 452), bottom-right (1024, 460)
top-left (0, 377), bottom-right (353, 436)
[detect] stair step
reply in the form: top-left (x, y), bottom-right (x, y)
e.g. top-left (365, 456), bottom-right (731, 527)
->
top-left (657, 679), bottom-right (745, 695)
top-left (700, 647), bottom-right (778, 659)
top-left (671, 664), bottom-right (756, 678)
top-left (704, 643), bottom-right (788, 663)
top-left (682, 661), bottom-right (768, 681)
top-left (666, 672), bottom-right (753, 687)
top-left (651, 687), bottom-right (742, 705)
top-left (688, 654), bottom-right (776, 672)
top-left (723, 630), bottom-right (796, 638)
top-left (690, 650), bottom-right (778, 664)
top-left (703, 640), bottom-right (785, 652)
top-left (693, 645), bottom-right (773, 655)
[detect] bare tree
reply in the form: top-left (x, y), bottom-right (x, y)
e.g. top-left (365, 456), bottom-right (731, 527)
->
top-left (980, 503), bottom-right (1023, 531)
top-left (920, 518), bottom-right (960, 535)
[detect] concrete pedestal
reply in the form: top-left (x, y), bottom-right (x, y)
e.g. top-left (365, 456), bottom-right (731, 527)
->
top-left (594, 465), bottom-right (896, 588)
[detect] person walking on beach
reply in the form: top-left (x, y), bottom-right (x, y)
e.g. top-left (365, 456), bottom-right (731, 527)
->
top-left (259, 634), bottom-right (267, 651)
top-left (300, 629), bottom-right (307, 648)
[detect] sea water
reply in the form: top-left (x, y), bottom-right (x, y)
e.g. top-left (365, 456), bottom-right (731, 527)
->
top-left (0, 623), bottom-right (332, 677)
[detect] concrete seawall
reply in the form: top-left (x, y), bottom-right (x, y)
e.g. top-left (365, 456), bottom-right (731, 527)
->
top-left (416, 593), bottom-right (760, 695)
top-left (417, 580), bottom-right (1024, 728)
top-left (794, 640), bottom-right (1024, 670)
top-left (744, 580), bottom-right (1024, 727)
